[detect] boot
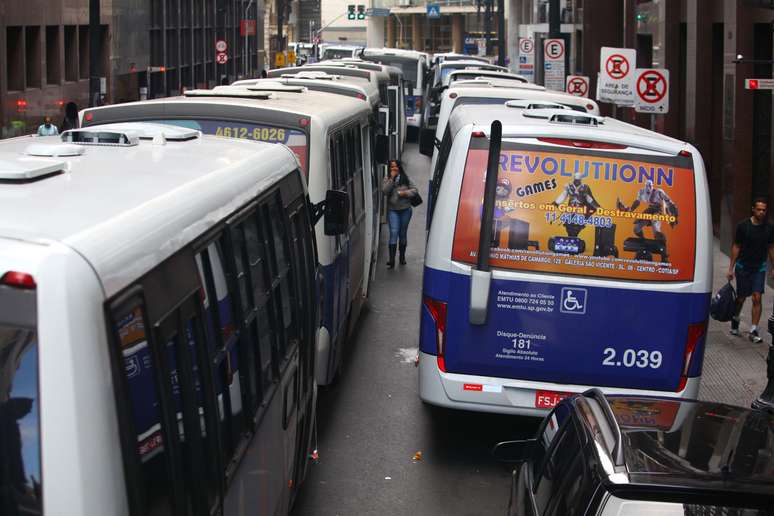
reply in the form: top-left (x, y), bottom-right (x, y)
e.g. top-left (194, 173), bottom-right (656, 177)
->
top-left (387, 245), bottom-right (396, 269)
top-left (399, 244), bottom-right (407, 265)
top-left (752, 378), bottom-right (774, 413)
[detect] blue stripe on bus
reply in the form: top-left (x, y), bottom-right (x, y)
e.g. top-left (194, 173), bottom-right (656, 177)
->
top-left (421, 266), bottom-right (710, 391)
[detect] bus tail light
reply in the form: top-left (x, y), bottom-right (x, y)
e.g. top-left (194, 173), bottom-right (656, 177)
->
top-left (415, 97), bottom-right (423, 110)
top-left (1, 271), bottom-right (37, 289)
top-left (677, 321), bottom-right (707, 392)
top-left (423, 296), bottom-right (447, 372)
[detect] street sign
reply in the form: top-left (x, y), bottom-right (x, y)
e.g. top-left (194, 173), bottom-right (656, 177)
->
top-left (634, 68), bottom-right (669, 113)
top-left (517, 37), bottom-right (535, 80)
top-left (426, 4), bottom-right (440, 18)
top-left (365, 7), bottom-right (390, 16)
top-left (215, 39), bottom-right (228, 53)
top-left (598, 47), bottom-right (637, 105)
top-left (216, 52), bottom-right (229, 65)
top-left (746, 78), bottom-right (774, 90)
top-left (275, 52), bottom-right (286, 67)
top-left (565, 75), bottom-right (590, 97)
top-left (543, 38), bottom-right (565, 92)
top-left (240, 20), bottom-right (256, 37)
top-left (288, 49), bottom-right (297, 64)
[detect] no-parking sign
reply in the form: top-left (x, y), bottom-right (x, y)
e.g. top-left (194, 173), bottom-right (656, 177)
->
top-left (518, 37), bottom-right (535, 80)
top-left (543, 38), bottom-right (566, 92)
top-left (634, 68), bottom-right (669, 114)
top-left (598, 47), bottom-right (637, 105)
top-left (565, 75), bottom-right (590, 97)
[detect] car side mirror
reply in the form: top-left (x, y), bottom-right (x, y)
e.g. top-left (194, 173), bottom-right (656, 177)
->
top-left (374, 134), bottom-right (389, 164)
top-left (324, 190), bottom-right (349, 236)
top-left (419, 128), bottom-right (436, 157)
top-left (492, 439), bottom-right (538, 464)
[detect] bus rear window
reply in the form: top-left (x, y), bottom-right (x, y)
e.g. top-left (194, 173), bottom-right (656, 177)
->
top-left (451, 141), bottom-right (697, 282)
top-left (0, 325), bottom-right (42, 515)
top-left (150, 119), bottom-right (309, 174)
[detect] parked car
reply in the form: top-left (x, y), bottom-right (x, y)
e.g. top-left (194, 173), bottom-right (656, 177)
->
top-left (495, 390), bottom-right (774, 515)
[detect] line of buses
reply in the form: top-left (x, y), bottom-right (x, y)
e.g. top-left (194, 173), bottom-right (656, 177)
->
top-left (0, 49), bottom-right (711, 516)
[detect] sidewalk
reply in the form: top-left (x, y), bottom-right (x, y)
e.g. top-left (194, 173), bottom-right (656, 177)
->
top-left (700, 239), bottom-right (770, 406)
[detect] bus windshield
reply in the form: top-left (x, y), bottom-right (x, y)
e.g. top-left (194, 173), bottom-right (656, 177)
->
top-left (452, 139), bottom-right (697, 282)
top-left (149, 119), bottom-right (309, 174)
top-left (0, 325), bottom-right (42, 515)
top-left (366, 55), bottom-right (418, 84)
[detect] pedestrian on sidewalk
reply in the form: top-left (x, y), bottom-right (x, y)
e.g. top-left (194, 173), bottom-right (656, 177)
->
top-left (382, 159), bottom-right (418, 269)
top-left (36, 117), bottom-right (59, 136)
top-left (726, 198), bottom-right (774, 343)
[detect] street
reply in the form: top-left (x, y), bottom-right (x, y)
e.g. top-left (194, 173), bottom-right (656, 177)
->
top-left (291, 143), bottom-right (540, 516)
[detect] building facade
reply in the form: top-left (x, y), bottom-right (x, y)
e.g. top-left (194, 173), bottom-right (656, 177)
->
top-left (509, 0), bottom-right (774, 245)
top-left (1, 0), bottom-right (265, 137)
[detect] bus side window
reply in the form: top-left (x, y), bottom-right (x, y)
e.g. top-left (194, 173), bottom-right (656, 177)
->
top-left (112, 303), bottom-right (175, 516)
top-left (195, 242), bottom-right (247, 467)
top-left (224, 211), bottom-right (277, 415)
top-left (352, 126), bottom-right (364, 219)
top-left (264, 193), bottom-right (299, 365)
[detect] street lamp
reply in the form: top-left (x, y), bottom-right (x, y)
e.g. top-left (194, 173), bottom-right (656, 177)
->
top-left (244, 0), bottom-right (255, 77)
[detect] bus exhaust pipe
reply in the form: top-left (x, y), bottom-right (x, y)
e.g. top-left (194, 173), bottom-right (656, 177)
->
top-left (470, 120), bottom-right (503, 325)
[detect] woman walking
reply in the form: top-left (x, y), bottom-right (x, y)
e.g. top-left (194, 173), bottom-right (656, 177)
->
top-left (382, 160), bottom-right (419, 268)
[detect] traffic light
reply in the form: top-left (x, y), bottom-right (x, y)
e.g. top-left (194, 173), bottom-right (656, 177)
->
top-left (347, 4), bottom-right (356, 20)
top-left (357, 5), bottom-right (366, 20)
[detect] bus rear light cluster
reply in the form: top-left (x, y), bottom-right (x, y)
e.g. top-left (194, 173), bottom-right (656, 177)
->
top-left (423, 296), bottom-right (447, 372)
top-left (1, 271), bottom-right (36, 289)
top-left (677, 321), bottom-right (707, 392)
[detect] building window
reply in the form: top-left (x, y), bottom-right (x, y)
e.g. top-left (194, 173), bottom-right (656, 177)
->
top-left (64, 26), bottom-right (77, 81)
top-left (78, 26), bottom-right (89, 80)
top-left (46, 26), bottom-right (61, 85)
top-left (6, 26), bottom-right (24, 91)
top-left (25, 26), bottom-right (42, 88)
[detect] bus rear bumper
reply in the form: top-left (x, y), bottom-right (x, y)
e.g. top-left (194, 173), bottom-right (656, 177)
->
top-left (418, 351), bottom-right (701, 417)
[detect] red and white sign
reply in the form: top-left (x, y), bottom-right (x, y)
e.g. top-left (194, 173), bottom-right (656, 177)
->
top-left (240, 20), bottom-right (257, 37)
top-left (746, 78), bottom-right (774, 90)
top-left (215, 39), bottom-right (228, 53)
top-left (535, 390), bottom-right (573, 409)
top-left (216, 52), bottom-right (229, 65)
top-left (565, 75), bottom-right (590, 97)
top-left (634, 68), bottom-right (669, 114)
top-left (543, 38), bottom-right (566, 92)
top-left (517, 37), bottom-right (535, 81)
top-left (598, 47), bottom-right (637, 105)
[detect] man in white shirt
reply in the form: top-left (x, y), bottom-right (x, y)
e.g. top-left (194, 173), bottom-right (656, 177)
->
top-left (37, 117), bottom-right (59, 136)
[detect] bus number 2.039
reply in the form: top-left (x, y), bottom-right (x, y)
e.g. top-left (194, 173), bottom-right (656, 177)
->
top-left (602, 348), bottom-right (662, 369)
top-left (512, 338), bottom-right (531, 350)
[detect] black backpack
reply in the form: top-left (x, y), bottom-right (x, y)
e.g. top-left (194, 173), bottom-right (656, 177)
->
top-left (710, 282), bottom-right (737, 322)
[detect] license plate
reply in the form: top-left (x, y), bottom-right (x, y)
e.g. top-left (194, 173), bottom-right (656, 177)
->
top-left (535, 390), bottom-right (573, 409)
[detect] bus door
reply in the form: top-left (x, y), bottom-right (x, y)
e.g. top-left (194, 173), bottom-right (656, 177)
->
top-left (442, 136), bottom-right (705, 394)
top-left (387, 86), bottom-right (399, 159)
top-left (329, 133), bottom-right (352, 357)
top-left (379, 106), bottom-right (391, 222)
top-left (362, 123), bottom-right (380, 284)
top-left (286, 195), bottom-right (317, 493)
top-left (343, 125), bottom-right (366, 317)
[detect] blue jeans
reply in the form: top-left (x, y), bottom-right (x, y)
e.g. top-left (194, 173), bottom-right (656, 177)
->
top-left (388, 208), bottom-right (412, 246)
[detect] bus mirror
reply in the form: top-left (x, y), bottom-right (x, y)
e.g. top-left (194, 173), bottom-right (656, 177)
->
top-left (324, 190), bottom-right (349, 236)
top-left (374, 135), bottom-right (390, 164)
top-left (419, 128), bottom-right (435, 157)
top-left (405, 81), bottom-right (414, 98)
top-left (492, 439), bottom-right (537, 464)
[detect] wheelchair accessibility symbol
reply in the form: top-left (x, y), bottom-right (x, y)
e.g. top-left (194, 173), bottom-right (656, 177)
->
top-left (560, 288), bottom-right (587, 315)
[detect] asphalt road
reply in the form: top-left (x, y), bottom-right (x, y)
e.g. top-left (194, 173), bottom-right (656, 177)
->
top-left (291, 144), bottom-right (540, 516)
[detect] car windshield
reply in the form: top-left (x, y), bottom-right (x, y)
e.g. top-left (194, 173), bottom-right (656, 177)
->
top-left (601, 495), bottom-right (774, 515)
top-left (0, 325), bottom-right (42, 515)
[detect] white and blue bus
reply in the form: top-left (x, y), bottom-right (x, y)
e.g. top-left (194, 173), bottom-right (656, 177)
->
top-left (420, 105), bottom-right (712, 415)
top-left (0, 123), bottom-right (342, 514)
top-left (360, 48), bottom-right (430, 132)
top-left (81, 88), bottom-right (386, 386)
